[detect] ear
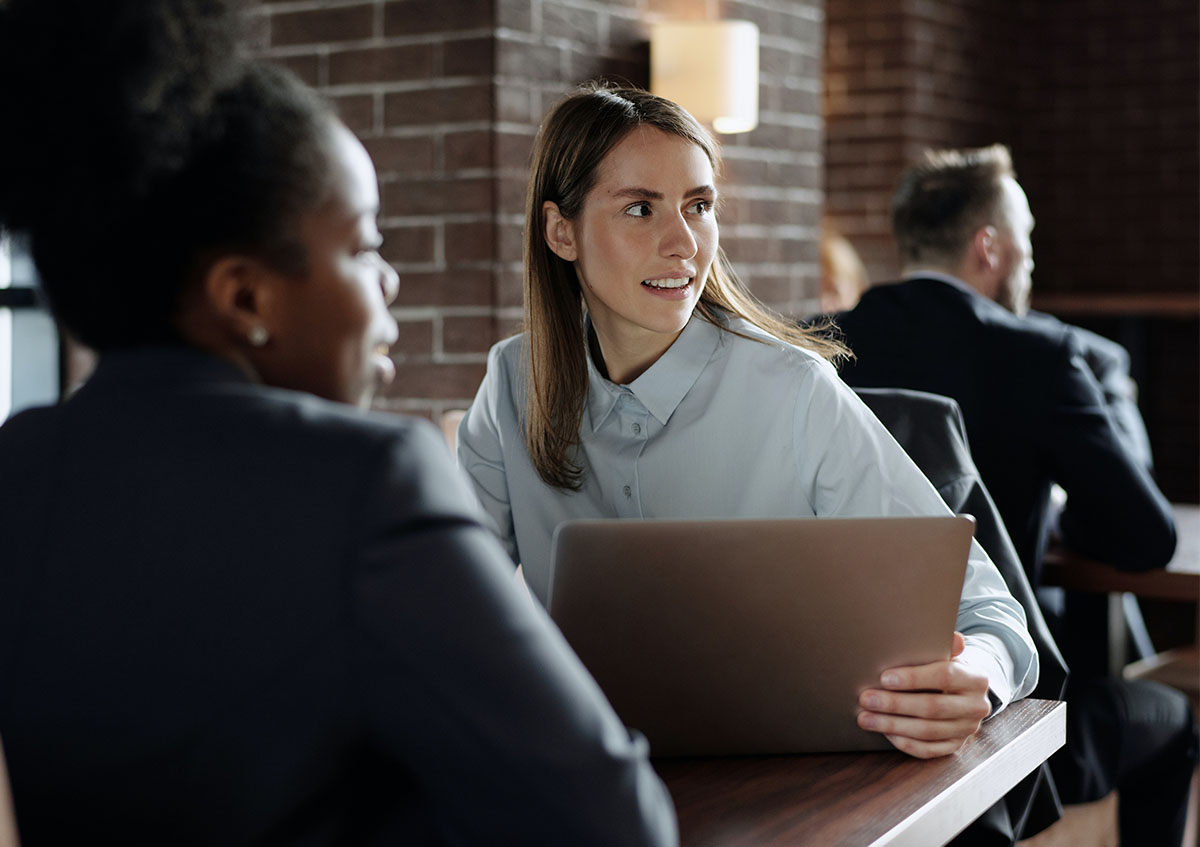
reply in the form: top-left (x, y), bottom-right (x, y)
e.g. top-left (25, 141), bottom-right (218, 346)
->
top-left (201, 255), bottom-right (281, 347)
top-left (543, 201), bottom-right (578, 262)
top-left (972, 225), bottom-right (1000, 271)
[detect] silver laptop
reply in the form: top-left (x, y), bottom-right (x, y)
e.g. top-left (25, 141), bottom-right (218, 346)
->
top-left (548, 515), bottom-right (975, 756)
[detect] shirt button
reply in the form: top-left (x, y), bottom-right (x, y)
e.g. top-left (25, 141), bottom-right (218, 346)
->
top-left (632, 423), bottom-right (642, 435)
top-left (623, 485), bottom-right (632, 497)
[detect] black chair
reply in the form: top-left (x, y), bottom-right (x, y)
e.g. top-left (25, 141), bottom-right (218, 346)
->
top-left (856, 387), bottom-right (1068, 845)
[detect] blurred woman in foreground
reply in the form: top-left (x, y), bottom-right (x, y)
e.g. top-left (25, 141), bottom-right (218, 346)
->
top-left (0, 2), bottom-right (675, 844)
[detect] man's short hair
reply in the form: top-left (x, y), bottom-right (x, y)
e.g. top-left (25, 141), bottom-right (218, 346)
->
top-left (892, 144), bottom-right (1016, 266)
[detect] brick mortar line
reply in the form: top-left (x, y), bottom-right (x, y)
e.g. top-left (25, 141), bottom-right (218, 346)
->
top-left (367, 122), bottom-right (494, 138)
top-left (322, 78), bottom-right (493, 96)
top-left (263, 30), bottom-right (495, 52)
top-left (394, 307), bottom-right (496, 320)
top-left (379, 214), bottom-right (493, 226)
top-left (727, 186), bottom-right (822, 202)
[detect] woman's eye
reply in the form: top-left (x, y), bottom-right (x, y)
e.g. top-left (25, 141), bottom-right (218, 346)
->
top-left (688, 199), bottom-right (714, 215)
top-left (624, 202), bottom-right (652, 218)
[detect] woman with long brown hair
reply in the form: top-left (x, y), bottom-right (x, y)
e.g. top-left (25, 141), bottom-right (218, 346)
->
top-left (458, 83), bottom-right (1039, 760)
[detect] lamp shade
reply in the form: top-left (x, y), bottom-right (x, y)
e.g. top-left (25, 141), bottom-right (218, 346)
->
top-left (650, 20), bottom-right (759, 134)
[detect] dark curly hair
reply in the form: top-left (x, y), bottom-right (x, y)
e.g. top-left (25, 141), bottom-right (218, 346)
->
top-left (0, 0), bottom-right (335, 350)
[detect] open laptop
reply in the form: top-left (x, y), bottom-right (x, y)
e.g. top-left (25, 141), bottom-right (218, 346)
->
top-left (547, 515), bottom-right (975, 756)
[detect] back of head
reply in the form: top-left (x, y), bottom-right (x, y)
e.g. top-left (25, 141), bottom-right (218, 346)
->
top-left (892, 144), bottom-right (1015, 269)
top-left (0, 0), bottom-right (334, 351)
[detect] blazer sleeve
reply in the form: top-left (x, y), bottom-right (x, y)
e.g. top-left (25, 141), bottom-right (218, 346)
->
top-left (1039, 332), bottom-right (1175, 569)
top-left (348, 420), bottom-right (677, 847)
top-left (1063, 323), bottom-right (1154, 469)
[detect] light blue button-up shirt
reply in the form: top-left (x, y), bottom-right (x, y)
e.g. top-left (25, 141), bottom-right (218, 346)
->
top-left (458, 311), bottom-right (1038, 708)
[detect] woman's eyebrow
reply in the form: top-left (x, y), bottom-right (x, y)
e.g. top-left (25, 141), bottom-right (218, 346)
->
top-left (612, 186), bottom-right (663, 201)
top-left (610, 185), bottom-right (716, 200)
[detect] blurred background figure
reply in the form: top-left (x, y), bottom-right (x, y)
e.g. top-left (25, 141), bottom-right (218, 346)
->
top-left (833, 144), bottom-right (1198, 847)
top-left (819, 221), bottom-right (869, 313)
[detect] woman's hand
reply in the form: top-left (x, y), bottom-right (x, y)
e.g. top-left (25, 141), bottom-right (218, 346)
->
top-left (856, 631), bottom-right (992, 759)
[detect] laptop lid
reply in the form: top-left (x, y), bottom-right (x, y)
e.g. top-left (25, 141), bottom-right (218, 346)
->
top-left (548, 515), bottom-right (975, 756)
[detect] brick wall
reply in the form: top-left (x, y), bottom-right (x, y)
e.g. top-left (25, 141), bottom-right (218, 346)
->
top-left (824, 0), bottom-right (1017, 284)
top-left (1012, 0), bottom-right (1199, 298)
top-left (825, 0), bottom-right (1198, 296)
top-left (252, 0), bottom-right (498, 423)
top-left (1018, 0), bottom-right (1200, 499)
top-left (251, 0), bottom-right (827, 421)
top-left (824, 0), bottom-right (1199, 501)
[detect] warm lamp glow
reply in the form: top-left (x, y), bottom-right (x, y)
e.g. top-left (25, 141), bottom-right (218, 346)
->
top-left (650, 20), bottom-right (759, 134)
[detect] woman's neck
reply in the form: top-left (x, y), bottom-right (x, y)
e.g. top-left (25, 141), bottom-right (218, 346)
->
top-left (587, 320), bottom-right (683, 385)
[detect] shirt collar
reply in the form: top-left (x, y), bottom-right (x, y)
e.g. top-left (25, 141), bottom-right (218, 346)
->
top-left (901, 270), bottom-right (984, 300)
top-left (585, 313), bottom-right (723, 429)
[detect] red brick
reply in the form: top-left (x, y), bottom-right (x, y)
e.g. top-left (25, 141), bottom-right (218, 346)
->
top-left (540, 3), bottom-right (600, 44)
top-left (498, 42), bottom-right (566, 80)
top-left (443, 315), bottom-right (497, 354)
top-left (738, 274), bottom-right (794, 306)
top-left (495, 82), bottom-right (536, 123)
top-left (363, 135), bottom-right (436, 175)
top-left (332, 94), bottom-right (375, 134)
top-left (443, 38), bottom-right (494, 76)
top-left (393, 269), bottom-right (494, 308)
top-left (445, 130), bottom-right (493, 170)
top-left (496, 222), bottom-right (524, 264)
top-left (496, 0), bottom-right (533, 32)
top-left (393, 319), bottom-right (435, 356)
top-left (383, 84), bottom-right (492, 127)
top-left (389, 362), bottom-right (488, 400)
top-left (383, 0), bottom-right (493, 37)
top-left (329, 44), bottom-right (435, 86)
top-left (496, 267), bottom-right (524, 309)
top-left (269, 53), bottom-right (320, 87)
top-left (497, 176), bottom-right (530, 219)
top-left (444, 221), bottom-right (495, 263)
top-left (381, 224), bottom-right (437, 265)
top-left (270, 4), bottom-right (374, 47)
top-left (381, 177), bottom-right (492, 217)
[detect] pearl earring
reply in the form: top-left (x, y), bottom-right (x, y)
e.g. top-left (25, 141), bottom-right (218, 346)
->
top-left (248, 326), bottom-right (269, 347)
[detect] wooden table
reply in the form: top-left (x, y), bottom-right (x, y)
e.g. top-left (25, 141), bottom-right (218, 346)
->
top-left (657, 698), bottom-right (1066, 847)
top-left (1041, 504), bottom-right (1199, 602)
top-left (1042, 503), bottom-right (1198, 680)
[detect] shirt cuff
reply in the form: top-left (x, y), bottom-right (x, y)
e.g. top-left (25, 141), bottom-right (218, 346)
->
top-left (959, 633), bottom-right (1016, 717)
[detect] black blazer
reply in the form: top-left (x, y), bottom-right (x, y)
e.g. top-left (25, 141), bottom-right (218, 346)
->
top-left (0, 348), bottom-right (675, 846)
top-left (835, 276), bottom-right (1175, 588)
top-left (856, 387), bottom-right (1066, 845)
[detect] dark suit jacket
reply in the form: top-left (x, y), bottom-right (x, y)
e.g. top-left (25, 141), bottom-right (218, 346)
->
top-left (835, 276), bottom-right (1175, 590)
top-left (856, 387), bottom-right (1066, 844)
top-left (0, 348), bottom-right (675, 846)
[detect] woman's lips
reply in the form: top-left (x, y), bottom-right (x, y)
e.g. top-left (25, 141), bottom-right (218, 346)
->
top-left (641, 276), bottom-right (694, 299)
top-left (373, 344), bottom-right (396, 386)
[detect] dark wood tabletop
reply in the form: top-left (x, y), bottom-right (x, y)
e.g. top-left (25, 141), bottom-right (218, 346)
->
top-left (655, 698), bottom-right (1066, 847)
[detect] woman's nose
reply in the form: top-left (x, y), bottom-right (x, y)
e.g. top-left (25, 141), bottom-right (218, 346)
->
top-left (659, 213), bottom-right (698, 260)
